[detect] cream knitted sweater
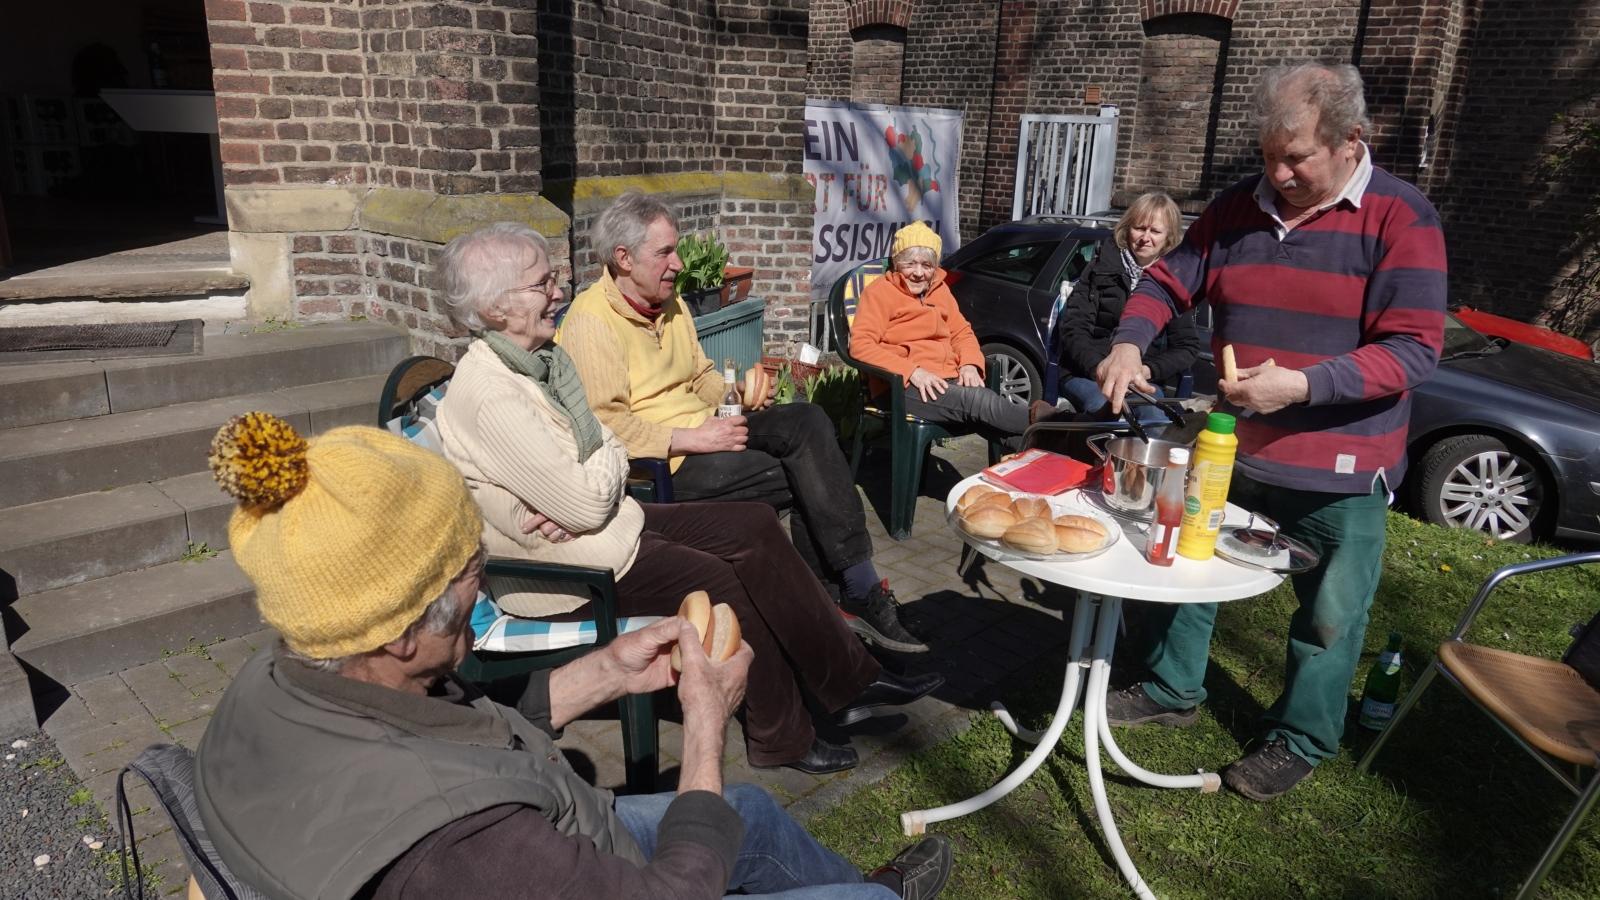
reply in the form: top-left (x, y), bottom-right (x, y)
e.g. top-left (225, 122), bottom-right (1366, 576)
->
top-left (437, 339), bottom-right (644, 618)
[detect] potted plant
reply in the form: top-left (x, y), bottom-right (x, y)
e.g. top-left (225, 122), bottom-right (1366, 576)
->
top-left (675, 232), bottom-right (754, 316)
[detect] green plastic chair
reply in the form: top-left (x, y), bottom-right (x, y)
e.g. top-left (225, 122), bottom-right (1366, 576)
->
top-left (378, 356), bottom-right (660, 794)
top-left (828, 260), bottom-right (1005, 540)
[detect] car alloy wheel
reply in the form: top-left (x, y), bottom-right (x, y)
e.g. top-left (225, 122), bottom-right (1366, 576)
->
top-left (980, 342), bottom-right (1041, 406)
top-left (1416, 434), bottom-right (1545, 542)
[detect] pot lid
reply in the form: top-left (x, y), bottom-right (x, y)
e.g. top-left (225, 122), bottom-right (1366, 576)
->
top-left (1214, 512), bottom-right (1320, 574)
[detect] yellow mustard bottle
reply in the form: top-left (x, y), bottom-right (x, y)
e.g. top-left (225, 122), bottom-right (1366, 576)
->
top-left (1177, 412), bottom-right (1238, 561)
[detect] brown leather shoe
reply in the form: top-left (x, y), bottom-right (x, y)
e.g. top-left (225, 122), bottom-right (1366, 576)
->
top-left (1028, 399), bottom-right (1058, 425)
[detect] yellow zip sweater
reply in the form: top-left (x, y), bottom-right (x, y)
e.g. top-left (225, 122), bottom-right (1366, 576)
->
top-left (437, 339), bottom-right (644, 618)
top-left (557, 270), bottom-right (725, 472)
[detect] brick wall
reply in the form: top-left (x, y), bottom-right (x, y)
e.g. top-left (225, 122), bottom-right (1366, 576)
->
top-left (850, 30), bottom-right (906, 105)
top-left (1123, 15), bottom-right (1230, 205)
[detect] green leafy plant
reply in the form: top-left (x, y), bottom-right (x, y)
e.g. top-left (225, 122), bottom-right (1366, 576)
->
top-left (180, 541), bottom-right (218, 563)
top-left (673, 232), bottom-right (730, 296)
top-left (801, 365), bottom-right (862, 441)
top-left (772, 363), bottom-right (799, 405)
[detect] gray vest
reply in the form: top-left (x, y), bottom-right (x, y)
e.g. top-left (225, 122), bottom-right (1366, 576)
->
top-left (195, 648), bottom-right (644, 899)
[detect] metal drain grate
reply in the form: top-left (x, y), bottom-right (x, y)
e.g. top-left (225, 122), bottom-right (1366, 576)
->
top-left (0, 321), bottom-right (182, 352)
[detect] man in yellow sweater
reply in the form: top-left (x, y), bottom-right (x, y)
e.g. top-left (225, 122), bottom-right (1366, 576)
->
top-left (560, 192), bottom-right (927, 654)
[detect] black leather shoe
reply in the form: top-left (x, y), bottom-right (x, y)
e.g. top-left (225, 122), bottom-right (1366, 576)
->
top-left (756, 737), bottom-right (858, 775)
top-left (837, 670), bottom-right (946, 727)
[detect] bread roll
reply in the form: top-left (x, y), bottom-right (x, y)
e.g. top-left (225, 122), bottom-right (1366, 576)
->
top-left (969, 492), bottom-right (1017, 514)
top-left (959, 505), bottom-right (1019, 539)
top-left (1013, 496), bottom-right (1051, 519)
top-left (1001, 518), bottom-right (1058, 554)
top-left (706, 603), bottom-right (742, 662)
top-left (1054, 524), bottom-right (1106, 553)
top-left (1053, 514), bottom-right (1108, 539)
top-left (670, 590), bottom-right (713, 672)
top-left (741, 368), bottom-right (770, 408)
top-left (956, 483), bottom-right (1000, 511)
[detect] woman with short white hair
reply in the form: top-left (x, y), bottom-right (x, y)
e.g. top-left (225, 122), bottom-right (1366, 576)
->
top-left (431, 222), bottom-right (943, 776)
top-left (848, 222), bottom-right (1041, 441)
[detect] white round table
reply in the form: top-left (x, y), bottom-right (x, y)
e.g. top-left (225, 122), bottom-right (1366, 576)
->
top-left (900, 474), bottom-right (1285, 899)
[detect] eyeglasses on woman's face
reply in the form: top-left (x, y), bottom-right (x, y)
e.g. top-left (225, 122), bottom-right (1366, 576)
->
top-left (508, 271), bottom-right (561, 299)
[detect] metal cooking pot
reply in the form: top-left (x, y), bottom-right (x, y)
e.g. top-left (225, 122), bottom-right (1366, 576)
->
top-left (1087, 433), bottom-right (1191, 517)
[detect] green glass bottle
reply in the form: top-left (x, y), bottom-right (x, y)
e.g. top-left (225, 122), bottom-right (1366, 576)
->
top-left (1358, 632), bottom-right (1405, 731)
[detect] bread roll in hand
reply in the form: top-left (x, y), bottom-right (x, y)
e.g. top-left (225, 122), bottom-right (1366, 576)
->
top-left (669, 590), bottom-right (743, 672)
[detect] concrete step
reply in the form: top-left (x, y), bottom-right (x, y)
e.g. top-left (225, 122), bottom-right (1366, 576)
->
top-left (0, 373), bottom-right (387, 510)
top-left (8, 550), bottom-right (260, 687)
top-left (0, 472), bottom-right (234, 601)
top-left (0, 321), bottom-right (408, 430)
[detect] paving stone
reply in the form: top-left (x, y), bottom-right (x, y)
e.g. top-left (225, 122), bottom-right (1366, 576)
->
top-left (74, 673), bottom-right (150, 727)
top-left (119, 661), bottom-right (219, 728)
top-left (163, 715), bottom-right (212, 750)
top-left (161, 652), bottom-right (229, 695)
top-left (206, 635), bottom-right (263, 678)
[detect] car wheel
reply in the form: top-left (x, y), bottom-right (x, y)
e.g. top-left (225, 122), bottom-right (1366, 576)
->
top-left (1414, 434), bottom-right (1547, 543)
top-left (981, 342), bottom-right (1041, 406)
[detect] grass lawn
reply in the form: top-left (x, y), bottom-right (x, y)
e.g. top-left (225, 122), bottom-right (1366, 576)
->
top-left (809, 514), bottom-right (1600, 898)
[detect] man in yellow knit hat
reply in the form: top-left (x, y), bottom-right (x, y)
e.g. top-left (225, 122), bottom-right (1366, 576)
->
top-left (559, 191), bottom-right (930, 654)
top-left (193, 412), bottom-right (953, 900)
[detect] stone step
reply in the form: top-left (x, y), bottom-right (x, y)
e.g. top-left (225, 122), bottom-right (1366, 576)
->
top-left (0, 321), bottom-right (408, 430)
top-left (0, 472), bottom-right (234, 601)
top-left (9, 550), bottom-right (260, 687)
top-left (0, 373), bottom-right (387, 510)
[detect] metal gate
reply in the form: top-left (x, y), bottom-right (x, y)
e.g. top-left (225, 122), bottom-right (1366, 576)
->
top-left (1011, 106), bottom-right (1120, 220)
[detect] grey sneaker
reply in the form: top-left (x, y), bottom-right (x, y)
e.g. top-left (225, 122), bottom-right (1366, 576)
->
top-left (841, 581), bottom-right (930, 653)
top-left (1103, 683), bottom-right (1199, 727)
top-left (1223, 737), bottom-right (1313, 801)
top-left (868, 834), bottom-right (953, 899)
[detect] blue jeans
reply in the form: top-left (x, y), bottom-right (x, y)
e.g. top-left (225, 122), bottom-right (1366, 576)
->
top-left (614, 783), bottom-right (896, 898)
top-left (1060, 376), bottom-right (1166, 424)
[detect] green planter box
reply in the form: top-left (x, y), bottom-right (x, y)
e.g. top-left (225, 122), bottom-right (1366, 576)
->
top-left (694, 297), bottom-right (764, 374)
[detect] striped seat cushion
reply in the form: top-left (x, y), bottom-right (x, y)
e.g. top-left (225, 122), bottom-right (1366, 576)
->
top-left (469, 590), bottom-right (662, 653)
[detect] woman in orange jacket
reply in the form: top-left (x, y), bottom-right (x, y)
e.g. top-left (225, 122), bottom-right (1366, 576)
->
top-left (850, 222), bottom-right (1049, 443)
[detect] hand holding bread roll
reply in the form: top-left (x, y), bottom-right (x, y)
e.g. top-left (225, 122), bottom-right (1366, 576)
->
top-left (669, 590), bottom-right (743, 672)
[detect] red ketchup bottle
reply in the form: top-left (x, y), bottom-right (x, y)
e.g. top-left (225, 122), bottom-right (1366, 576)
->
top-left (1146, 447), bottom-right (1190, 567)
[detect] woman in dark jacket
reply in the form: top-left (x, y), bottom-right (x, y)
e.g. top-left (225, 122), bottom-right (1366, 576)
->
top-left (1056, 192), bottom-right (1199, 417)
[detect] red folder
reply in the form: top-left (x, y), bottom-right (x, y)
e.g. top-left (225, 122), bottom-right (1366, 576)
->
top-left (980, 449), bottom-right (1093, 496)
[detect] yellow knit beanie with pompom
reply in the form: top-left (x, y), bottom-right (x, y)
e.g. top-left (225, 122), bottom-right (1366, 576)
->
top-left (208, 412), bottom-right (482, 659)
top-left (889, 221), bottom-right (942, 260)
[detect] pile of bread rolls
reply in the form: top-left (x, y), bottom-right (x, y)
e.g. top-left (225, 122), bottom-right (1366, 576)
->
top-left (954, 484), bottom-right (1109, 555)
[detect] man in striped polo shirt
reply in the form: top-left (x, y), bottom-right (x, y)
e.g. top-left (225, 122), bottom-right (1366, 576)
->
top-left (1096, 61), bottom-right (1448, 800)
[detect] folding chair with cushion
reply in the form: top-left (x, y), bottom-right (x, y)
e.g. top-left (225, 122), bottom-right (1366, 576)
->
top-left (116, 742), bottom-right (267, 900)
top-left (828, 260), bottom-right (1006, 540)
top-left (1358, 551), bottom-right (1600, 900)
top-left (378, 355), bottom-right (662, 794)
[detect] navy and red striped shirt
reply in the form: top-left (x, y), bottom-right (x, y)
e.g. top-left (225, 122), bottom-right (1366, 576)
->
top-left (1112, 165), bottom-right (1448, 494)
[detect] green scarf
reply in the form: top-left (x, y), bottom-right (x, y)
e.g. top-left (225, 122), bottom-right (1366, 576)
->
top-left (478, 331), bottom-right (604, 462)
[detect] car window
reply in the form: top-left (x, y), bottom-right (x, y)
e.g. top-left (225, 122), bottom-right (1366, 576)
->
top-left (1043, 241), bottom-right (1097, 297)
top-left (955, 242), bottom-right (1057, 286)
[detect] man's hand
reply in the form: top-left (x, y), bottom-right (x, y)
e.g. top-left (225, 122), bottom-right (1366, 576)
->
top-left (603, 617), bottom-right (683, 697)
top-left (908, 366), bottom-right (948, 403)
top-left (1221, 364), bottom-right (1309, 415)
top-left (956, 364), bottom-right (984, 388)
top-left (674, 620), bottom-right (753, 795)
top-left (520, 509), bottom-right (574, 543)
top-left (1095, 343), bottom-right (1154, 415)
top-left (670, 416), bottom-right (748, 455)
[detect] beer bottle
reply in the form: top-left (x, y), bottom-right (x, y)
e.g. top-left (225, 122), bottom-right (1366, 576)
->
top-left (1357, 632), bottom-right (1405, 731)
top-left (716, 358), bottom-right (742, 418)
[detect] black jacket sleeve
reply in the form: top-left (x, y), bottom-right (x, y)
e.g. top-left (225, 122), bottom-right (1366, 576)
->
top-left (1058, 276), bottom-right (1112, 379)
top-left (1144, 309), bottom-right (1200, 384)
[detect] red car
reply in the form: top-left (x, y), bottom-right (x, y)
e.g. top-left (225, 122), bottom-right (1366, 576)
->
top-left (1450, 305), bottom-right (1594, 361)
